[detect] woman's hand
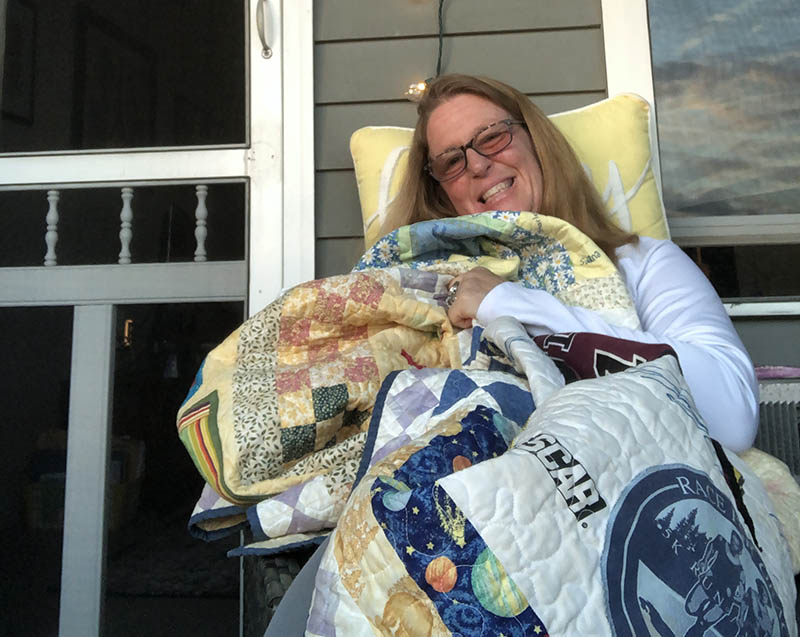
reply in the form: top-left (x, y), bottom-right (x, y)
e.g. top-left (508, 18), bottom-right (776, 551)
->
top-left (446, 267), bottom-right (505, 329)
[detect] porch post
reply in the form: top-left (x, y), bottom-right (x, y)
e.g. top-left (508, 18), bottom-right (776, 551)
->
top-left (59, 304), bottom-right (116, 637)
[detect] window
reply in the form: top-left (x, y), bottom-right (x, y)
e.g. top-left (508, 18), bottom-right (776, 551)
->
top-left (648, 1), bottom-right (799, 221)
top-left (602, 0), bottom-right (800, 303)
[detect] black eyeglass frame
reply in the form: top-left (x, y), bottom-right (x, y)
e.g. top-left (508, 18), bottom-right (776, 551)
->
top-left (425, 119), bottom-right (528, 183)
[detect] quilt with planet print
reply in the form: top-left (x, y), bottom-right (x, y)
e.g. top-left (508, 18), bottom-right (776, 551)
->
top-left (305, 318), bottom-right (797, 636)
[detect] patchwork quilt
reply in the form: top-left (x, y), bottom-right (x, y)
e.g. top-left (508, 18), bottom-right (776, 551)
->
top-left (306, 319), bottom-right (797, 636)
top-left (175, 211), bottom-right (796, 635)
top-left (177, 211), bottom-right (638, 548)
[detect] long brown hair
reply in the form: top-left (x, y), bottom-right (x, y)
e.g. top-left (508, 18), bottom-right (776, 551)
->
top-left (383, 74), bottom-right (637, 259)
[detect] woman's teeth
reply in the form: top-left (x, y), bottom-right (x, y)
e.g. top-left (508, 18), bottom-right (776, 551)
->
top-left (480, 178), bottom-right (513, 203)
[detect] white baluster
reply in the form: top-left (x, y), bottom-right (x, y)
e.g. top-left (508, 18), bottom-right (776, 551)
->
top-left (118, 187), bottom-right (134, 264)
top-left (44, 190), bottom-right (60, 266)
top-left (194, 184), bottom-right (208, 262)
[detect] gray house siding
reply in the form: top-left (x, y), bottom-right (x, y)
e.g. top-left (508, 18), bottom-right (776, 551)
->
top-left (312, 0), bottom-right (608, 277)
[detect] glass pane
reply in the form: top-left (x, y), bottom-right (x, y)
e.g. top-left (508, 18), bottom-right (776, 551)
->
top-left (105, 302), bottom-right (244, 634)
top-left (0, 182), bottom-right (245, 267)
top-left (1, 0), bottom-right (245, 152)
top-left (0, 306), bottom-right (73, 635)
top-left (648, 0), bottom-right (800, 216)
top-left (684, 244), bottom-right (800, 299)
top-left (734, 317), bottom-right (800, 368)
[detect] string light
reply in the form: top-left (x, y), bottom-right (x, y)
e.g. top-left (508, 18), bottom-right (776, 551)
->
top-left (405, 81), bottom-right (429, 102)
top-left (405, 0), bottom-right (446, 102)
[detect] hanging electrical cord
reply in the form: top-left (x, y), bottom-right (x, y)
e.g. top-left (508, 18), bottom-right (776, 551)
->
top-left (405, 0), bottom-right (446, 101)
top-left (435, 0), bottom-right (445, 77)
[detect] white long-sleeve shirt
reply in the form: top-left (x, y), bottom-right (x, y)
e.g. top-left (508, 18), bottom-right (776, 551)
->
top-left (475, 236), bottom-right (758, 452)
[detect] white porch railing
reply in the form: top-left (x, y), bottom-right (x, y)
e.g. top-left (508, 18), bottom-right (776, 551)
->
top-left (37, 184), bottom-right (217, 267)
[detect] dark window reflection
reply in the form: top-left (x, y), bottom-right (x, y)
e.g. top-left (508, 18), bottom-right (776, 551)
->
top-left (1, 1), bottom-right (245, 152)
top-left (105, 302), bottom-right (242, 633)
top-left (0, 306), bottom-right (73, 636)
top-left (684, 245), bottom-right (800, 299)
top-left (0, 302), bottom-right (244, 633)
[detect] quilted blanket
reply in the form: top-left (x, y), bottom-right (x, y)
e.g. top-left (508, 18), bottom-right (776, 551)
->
top-left (177, 211), bottom-right (639, 549)
top-left (176, 210), bottom-right (796, 633)
top-left (306, 318), bottom-right (798, 636)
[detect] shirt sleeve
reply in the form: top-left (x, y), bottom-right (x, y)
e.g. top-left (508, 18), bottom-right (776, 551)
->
top-left (475, 238), bottom-right (758, 452)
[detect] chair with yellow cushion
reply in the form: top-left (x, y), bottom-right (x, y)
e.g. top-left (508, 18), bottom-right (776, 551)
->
top-left (349, 93), bottom-right (670, 249)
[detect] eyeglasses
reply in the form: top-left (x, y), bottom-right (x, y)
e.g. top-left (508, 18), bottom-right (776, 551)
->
top-left (426, 119), bottom-right (527, 182)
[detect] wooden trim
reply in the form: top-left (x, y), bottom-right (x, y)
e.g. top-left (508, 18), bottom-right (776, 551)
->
top-left (669, 214), bottom-right (800, 247)
top-left (725, 301), bottom-right (800, 318)
top-left (0, 262), bottom-right (246, 306)
top-left (59, 304), bottom-right (115, 636)
top-left (281, 0), bottom-right (316, 292)
top-left (0, 148), bottom-right (249, 187)
top-left (600, 0), bottom-right (654, 103)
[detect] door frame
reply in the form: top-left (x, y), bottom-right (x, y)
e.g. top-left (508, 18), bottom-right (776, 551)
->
top-left (0, 0), bottom-right (315, 309)
top-left (0, 1), bottom-right (314, 634)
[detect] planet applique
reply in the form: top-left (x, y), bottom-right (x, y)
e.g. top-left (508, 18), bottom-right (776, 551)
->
top-left (425, 556), bottom-right (458, 593)
top-left (452, 455), bottom-right (472, 472)
top-left (379, 476), bottom-right (413, 511)
top-left (471, 547), bottom-right (528, 617)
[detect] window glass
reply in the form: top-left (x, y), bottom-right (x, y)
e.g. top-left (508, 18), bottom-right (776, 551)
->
top-left (1, 0), bottom-right (245, 152)
top-left (684, 245), bottom-right (800, 300)
top-left (105, 302), bottom-right (242, 632)
top-left (0, 302), bottom-right (244, 632)
top-left (648, 0), bottom-right (800, 217)
top-left (0, 306), bottom-right (73, 635)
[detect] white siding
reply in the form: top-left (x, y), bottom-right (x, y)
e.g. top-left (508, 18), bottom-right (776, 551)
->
top-left (313, 0), bottom-right (608, 276)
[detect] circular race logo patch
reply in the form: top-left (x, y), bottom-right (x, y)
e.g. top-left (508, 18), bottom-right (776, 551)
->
top-left (604, 465), bottom-right (788, 636)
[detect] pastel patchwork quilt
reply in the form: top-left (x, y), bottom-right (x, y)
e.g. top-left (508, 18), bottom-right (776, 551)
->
top-left (176, 211), bottom-right (796, 633)
top-left (306, 318), bottom-right (797, 636)
top-left (176, 212), bottom-right (639, 549)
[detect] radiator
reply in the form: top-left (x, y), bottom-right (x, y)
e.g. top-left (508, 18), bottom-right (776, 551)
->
top-left (756, 401), bottom-right (800, 477)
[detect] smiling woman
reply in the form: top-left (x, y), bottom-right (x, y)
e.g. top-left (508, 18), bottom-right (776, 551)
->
top-left (378, 73), bottom-right (759, 454)
top-left (426, 97), bottom-right (542, 216)
top-left (382, 74), bottom-right (637, 262)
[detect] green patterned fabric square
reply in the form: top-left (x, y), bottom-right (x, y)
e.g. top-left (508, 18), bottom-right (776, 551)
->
top-left (312, 383), bottom-right (348, 422)
top-left (280, 423), bottom-right (316, 462)
top-left (343, 409), bottom-right (370, 429)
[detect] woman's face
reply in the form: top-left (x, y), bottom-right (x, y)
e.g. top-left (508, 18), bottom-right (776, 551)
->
top-left (426, 94), bottom-right (543, 216)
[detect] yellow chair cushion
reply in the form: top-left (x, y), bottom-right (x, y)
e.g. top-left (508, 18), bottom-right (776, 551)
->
top-left (350, 93), bottom-right (669, 248)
